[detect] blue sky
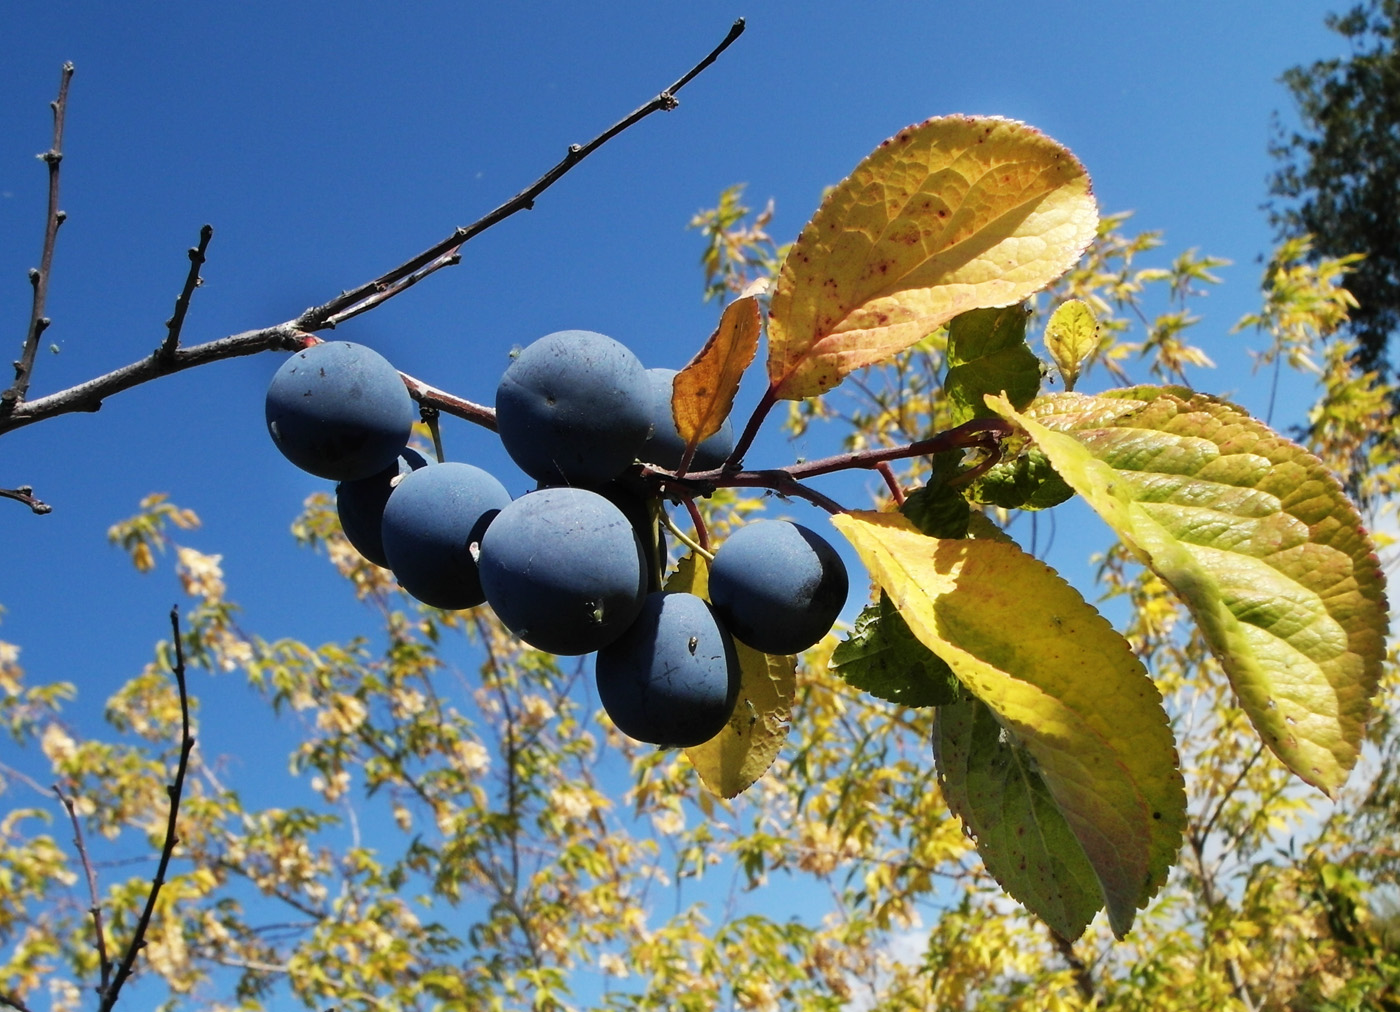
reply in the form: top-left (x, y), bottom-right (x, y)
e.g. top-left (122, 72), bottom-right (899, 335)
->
top-left (0, 0), bottom-right (1358, 997)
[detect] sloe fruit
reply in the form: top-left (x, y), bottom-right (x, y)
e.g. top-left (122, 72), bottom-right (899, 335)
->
top-left (381, 461), bottom-right (511, 610)
top-left (708, 519), bottom-right (849, 655)
top-left (336, 448), bottom-right (430, 568)
top-left (495, 331), bottom-right (652, 485)
top-left (478, 486), bottom-right (647, 655)
top-left (265, 341), bottom-right (415, 481)
top-left (595, 591), bottom-right (740, 747)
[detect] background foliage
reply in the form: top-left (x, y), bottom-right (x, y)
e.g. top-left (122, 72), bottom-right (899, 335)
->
top-left (3, 6), bottom-right (1399, 1011)
top-left (2, 199), bottom-right (1397, 1011)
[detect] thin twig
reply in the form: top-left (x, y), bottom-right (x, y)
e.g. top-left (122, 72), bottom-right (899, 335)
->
top-left (54, 783), bottom-right (113, 992)
top-left (722, 468), bottom-right (849, 514)
top-left (301, 18), bottom-right (746, 331)
top-left (0, 992), bottom-right (35, 1012)
top-left (98, 606), bottom-right (196, 1012)
top-left (0, 485), bottom-right (51, 514)
top-left (724, 384), bottom-right (777, 472)
top-left (159, 225), bottom-right (214, 361)
top-left (1196, 742), bottom-right (1266, 845)
top-left (2, 62), bottom-right (74, 414)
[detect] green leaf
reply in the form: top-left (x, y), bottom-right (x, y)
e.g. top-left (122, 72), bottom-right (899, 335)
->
top-left (945, 304), bottom-right (1042, 423)
top-left (968, 445), bottom-right (1074, 511)
top-left (990, 388), bottom-right (1389, 796)
top-left (900, 481), bottom-right (971, 538)
top-left (766, 116), bottom-right (1098, 399)
top-left (831, 511), bottom-right (1186, 938)
top-left (1043, 298), bottom-right (1099, 391)
top-left (670, 553), bottom-right (797, 799)
top-left (830, 592), bottom-right (960, 707)
top-left (935, 690), bottom-right (1104, 941)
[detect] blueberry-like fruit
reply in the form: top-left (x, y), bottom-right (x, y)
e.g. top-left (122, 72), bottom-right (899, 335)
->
top-left (495, 331), bottom-right (652, 485)
top-left (265, 341), bottom-right (415, 481)
top-left (708, 519), bottom-right (849, 655)
top-left (639, 367), bottom-right (735, 472)
top-left (381, 461), bottom-right (511, 610)
top-left (336, 448), bottom-right (430, 568)
top-left (478, 486), bottom-right (647, 655)
top-left (596, 592), bottom-right (741, 747)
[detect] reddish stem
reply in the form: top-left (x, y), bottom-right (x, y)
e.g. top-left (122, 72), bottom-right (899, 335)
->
top-left (724, 383), bottom-right (778, 471)
top-left (682, 496), bottom-right (710, 552)
top-left (877, 462), bottom-right (906, 504)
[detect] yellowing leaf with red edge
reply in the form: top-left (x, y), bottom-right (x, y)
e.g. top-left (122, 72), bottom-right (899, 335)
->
top-left (668, 552), bottom-right (796, 799)
top-left (990, 389), bottom-right (1389, 797)
top-left (767, 116), bottom-right (1097, 399)
top-left (673, 295), bottom-right (760, 459)
top-left (831, 511), bottom-right (1185, 939)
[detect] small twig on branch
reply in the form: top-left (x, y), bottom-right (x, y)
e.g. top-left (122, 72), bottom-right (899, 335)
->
top-left (724, 384), bottom-right (777, 472)
top-left (54, 783), bottom-right (113, 992)
top-left (299, 18), bottom-right (746, 330)
top-left (2, 62), bottom-right (75, 416)
top-left (98, 606), bottom-right (196, 1012)
top-left (322, 248), bottom-right (462, 330)
top-left (400, 370), bottom-right (497, 432)
top-left (159, 224), bottom-right (214, 361)
top-left (0, 484), bottom-right (51, 514)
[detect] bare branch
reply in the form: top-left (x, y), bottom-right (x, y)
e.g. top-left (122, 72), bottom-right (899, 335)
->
top-left (2, 62), bottom-right (74, 415)
top-left (0, 324), bottom-right (310, 437)
top-left (0, 21), bottom-right (744, 457)
top-left (54, 782), bottom-right (114, 993)
top-left (159, 224), bottom-right (214, 361)
top-left (99, 606), bottom-right (196, 1012)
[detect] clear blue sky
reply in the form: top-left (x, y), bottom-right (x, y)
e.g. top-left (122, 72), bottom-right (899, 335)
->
top-left (0, 0), bottom-right (1354, 996)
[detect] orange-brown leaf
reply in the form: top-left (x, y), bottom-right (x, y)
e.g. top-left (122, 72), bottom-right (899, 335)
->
top-left (673, 296), bottom-right (761, 459)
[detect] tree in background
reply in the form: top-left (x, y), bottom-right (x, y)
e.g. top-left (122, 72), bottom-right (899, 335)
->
top-left (1269, 0), bottom-right (1400, 374)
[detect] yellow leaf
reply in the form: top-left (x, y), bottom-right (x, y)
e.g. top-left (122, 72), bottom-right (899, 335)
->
top-left (767, 116), bottom-right (1097, 399)
top-left (832, 510), bottom-right (1185, 938)
top-left (990, 389), bottom-right (1389, 796)
top-left (686, 642), bottom-right (796, 800)
top-left (673, 295), bottom-right (760, 458)
top-left (668, 552), bottom-right (797, 798)
top-left (1044, 298), bottom-right (1099, 391)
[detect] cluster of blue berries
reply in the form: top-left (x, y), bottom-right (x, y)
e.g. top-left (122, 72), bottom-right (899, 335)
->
top-left (265, 334), bottom-right (848, 747)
